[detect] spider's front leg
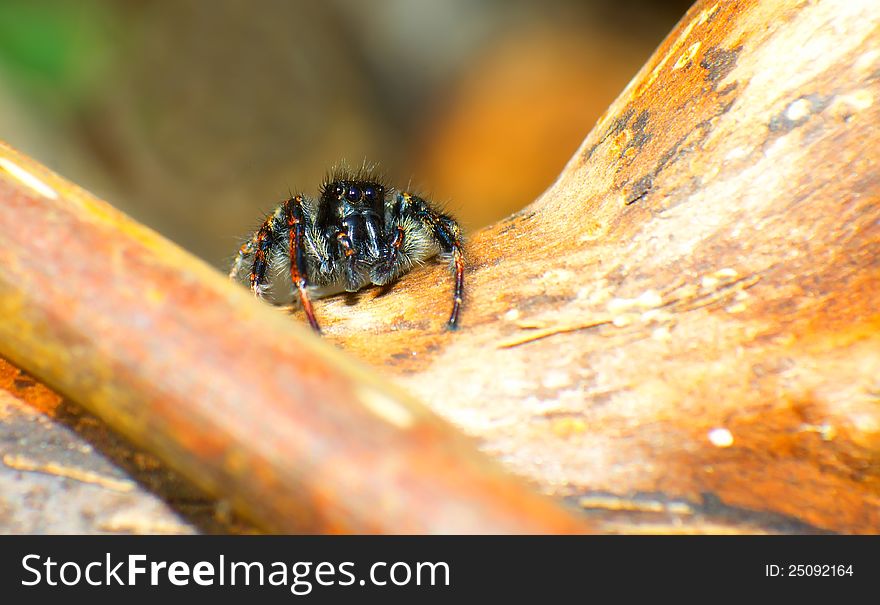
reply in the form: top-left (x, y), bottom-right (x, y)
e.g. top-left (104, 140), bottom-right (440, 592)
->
top-left (233, 198), bottom-right (322, 333)
top-left (285, 195), bottom-right (321, 333)
top-left (380, 192), bottom-right (465, 330)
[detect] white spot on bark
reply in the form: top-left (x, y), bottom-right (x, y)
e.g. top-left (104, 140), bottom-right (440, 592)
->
top-left (708, 427), bottom-right (734, 447)
top-left (784, 98), bottom-right (812, 122)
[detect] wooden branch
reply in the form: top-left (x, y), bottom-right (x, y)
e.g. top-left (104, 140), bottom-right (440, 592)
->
top-left (1, 0), bottom-right (877, 534)
top-left (0, 147), bottom-right (590, 533)
top-left (295, 0), bottom-right (880, 533)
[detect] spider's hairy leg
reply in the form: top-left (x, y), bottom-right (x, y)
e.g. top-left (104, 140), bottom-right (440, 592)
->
top-left (449, 243), bottom-right (465, 330)
top-left (285, 195), bottom-right (321, 333)
top-left (399, 192), bottom-right (465, 330)
top-left (229, 236), bottom-right (257, 280)
top-left (247, 206), bottom-right (286, 297)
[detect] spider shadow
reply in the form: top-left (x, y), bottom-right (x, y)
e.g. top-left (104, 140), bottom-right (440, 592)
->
top-left (339, 283), bottom-right (397, 306)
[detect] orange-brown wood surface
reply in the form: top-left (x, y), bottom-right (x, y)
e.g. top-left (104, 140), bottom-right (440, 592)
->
top-left (0, 146), bottom-right (589, 533)
top-left (301, 0), bottom-right (879, 533)
top-left (1, 0), bottom-right (878, 534)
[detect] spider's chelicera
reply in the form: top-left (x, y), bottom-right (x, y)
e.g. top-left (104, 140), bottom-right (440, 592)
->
top-left (229, 167), bottom-right (464, 333)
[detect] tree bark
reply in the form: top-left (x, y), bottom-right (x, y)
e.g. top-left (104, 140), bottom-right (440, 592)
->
top-left (1, 0), bottom-right (878, 534)
top-left (301, 0), bottom-right (880, 533)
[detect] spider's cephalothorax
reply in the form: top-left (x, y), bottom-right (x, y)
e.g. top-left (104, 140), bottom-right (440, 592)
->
top-left (229, 168), bottom-right (464, 333)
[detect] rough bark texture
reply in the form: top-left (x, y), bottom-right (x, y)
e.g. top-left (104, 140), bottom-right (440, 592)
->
top-left (1, 0), bottom-right (878, 534)
top-left (0, 148), bottom-right (589, 534)
top-left (301, 0), bottom-right (880, 533)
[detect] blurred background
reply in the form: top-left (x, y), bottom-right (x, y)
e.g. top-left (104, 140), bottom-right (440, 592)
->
top-left (0, 0), bottom-right (691, 269)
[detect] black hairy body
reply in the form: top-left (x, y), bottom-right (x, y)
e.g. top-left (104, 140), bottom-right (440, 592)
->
top-left (229, 168), bottom-right (464, 333)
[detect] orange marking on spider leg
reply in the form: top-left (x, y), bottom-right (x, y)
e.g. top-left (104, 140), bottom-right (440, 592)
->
top-left (288, 198), bottom-right (321, 333)
top-left (297, 287), bottom-right (320, 333)
top-left (249, 229), bottom-right (271, 294)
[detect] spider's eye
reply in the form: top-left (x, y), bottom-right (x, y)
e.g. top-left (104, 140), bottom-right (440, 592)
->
top-left (333, 184), bottom-right (345, 197)
top-left (363, 186), bottom-right (377, 202)
top-left (346, 185), bottom-right (361, 201)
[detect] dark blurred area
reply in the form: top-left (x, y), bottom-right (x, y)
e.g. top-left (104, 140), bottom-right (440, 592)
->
top-left (0, 0), bottom-right (691, 268)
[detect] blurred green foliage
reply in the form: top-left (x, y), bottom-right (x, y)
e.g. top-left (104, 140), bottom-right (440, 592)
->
top-left (0, 0), bottom-right (691, 267)
top-left (0, 1), bottom-right (110, 105)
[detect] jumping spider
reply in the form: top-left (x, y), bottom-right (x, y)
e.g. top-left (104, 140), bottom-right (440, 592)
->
top-left (229, 168), bottom-right (464, 333)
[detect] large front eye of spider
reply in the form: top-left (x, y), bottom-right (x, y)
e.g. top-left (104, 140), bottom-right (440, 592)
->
top-left (346, 185), bottom-right (361, 202)
top-left (363, 185), bottom-right (378, 202)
